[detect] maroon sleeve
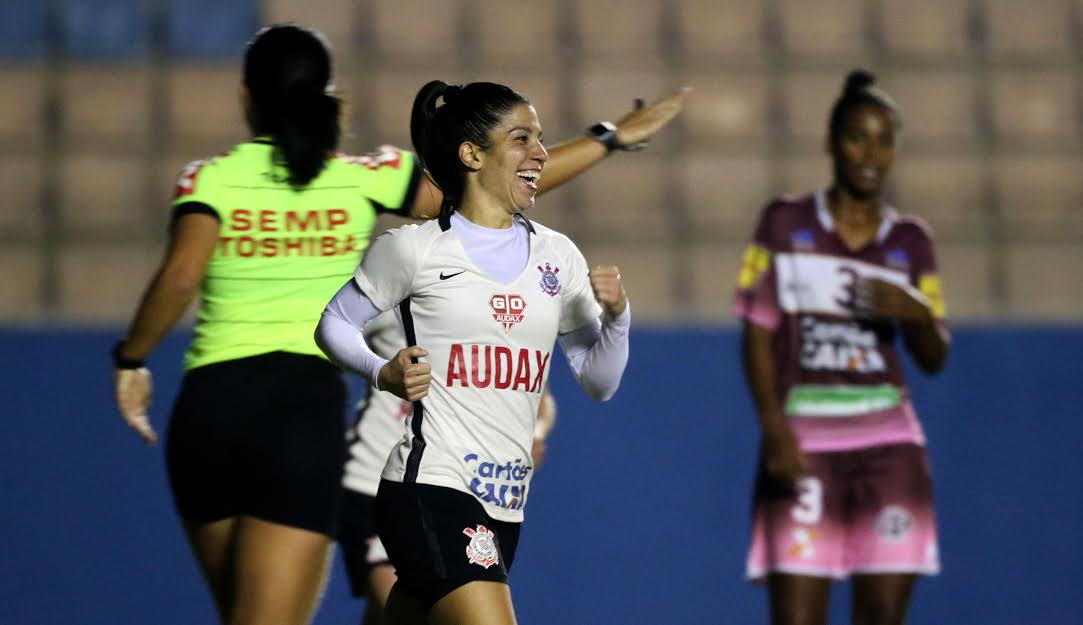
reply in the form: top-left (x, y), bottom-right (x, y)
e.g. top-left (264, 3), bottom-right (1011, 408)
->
top-left (732, 203), bottom-right (782, 330)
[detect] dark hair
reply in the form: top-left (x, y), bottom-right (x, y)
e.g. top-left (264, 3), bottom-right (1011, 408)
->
top-left (827, 69), bottom-right (902, 141)
top-left (243, 23), bottom-right (340, 188)
top-left (409, 80), bottom-right (529, 214)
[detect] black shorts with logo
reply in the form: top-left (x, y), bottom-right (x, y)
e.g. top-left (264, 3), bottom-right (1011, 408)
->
top-left (374, 479), bottom-right (521, 608)
top-left (166, 352), bottom-right (348, 536)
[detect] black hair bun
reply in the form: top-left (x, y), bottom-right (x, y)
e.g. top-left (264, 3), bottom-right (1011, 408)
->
top-left (843, 69), bottom-right (876, 96)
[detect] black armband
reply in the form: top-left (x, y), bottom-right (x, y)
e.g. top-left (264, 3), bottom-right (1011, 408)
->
top-left (112, 341), bottom-right (146, 369)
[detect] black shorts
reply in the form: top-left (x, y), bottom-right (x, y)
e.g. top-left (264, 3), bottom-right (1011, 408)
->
top-left (166, 352), bottom-right (348, 536)
top-left (374, 479), bottom-right (521, 608)
top-left (339, 490), bottom-right (390, 597)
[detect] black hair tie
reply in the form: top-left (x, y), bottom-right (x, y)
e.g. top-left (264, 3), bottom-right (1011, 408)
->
top-left (443, 84), bottom-right (463, 104)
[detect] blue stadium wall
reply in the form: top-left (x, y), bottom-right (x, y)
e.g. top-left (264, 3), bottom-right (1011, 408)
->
top-left (2, 327), bottom-right (1081, 625)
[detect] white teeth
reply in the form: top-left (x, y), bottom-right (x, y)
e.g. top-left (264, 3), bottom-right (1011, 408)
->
top-left (517, 170), bottom-right (539, 180)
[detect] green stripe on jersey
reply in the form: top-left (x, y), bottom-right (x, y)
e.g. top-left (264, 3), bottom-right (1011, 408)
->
top-left (174, 141), bottom-right (417, 371)
top-left (785, 384), bottom-right (902, 417)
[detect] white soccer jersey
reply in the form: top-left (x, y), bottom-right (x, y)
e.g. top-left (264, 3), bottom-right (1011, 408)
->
top-left (353, 214), bottom-right (601, 522)
top-left (343, 310), bottom-right (413, 497)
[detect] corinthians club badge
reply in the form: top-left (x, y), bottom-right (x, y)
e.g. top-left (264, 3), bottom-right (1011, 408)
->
top-left (463, 524), bottom-right (500, 569)
top-left (538, 262), bottom-right (561, 297)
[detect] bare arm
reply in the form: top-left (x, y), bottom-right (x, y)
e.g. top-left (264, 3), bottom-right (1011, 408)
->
top-left (742, 322), bottom-right (807, 486)
top-left (902, 314), bottom-right (950, 374)
top-left (407, 87), bottom-right (691, 218)
top-left (113, 213), bottom-right (219, 444)
top-left (116, 214), bottom-right (219, 361)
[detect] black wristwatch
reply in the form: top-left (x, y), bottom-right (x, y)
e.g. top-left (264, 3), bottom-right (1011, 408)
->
top-left (586, 121), bottom-right (622, 153)
top-left (586, 121), bottom-right (647, 153)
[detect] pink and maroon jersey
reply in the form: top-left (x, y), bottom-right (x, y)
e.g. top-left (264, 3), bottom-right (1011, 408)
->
top-left (733, 189), bottom-right (947, 452)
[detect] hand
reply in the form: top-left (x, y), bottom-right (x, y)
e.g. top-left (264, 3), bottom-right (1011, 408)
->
top-left (531, 390), bottom-right (557, 469)
top-left (530, 437), bottom-right (548, 469)
top-left (761, 426), bottom-right (807, 488)
top-left (114, 367), bottom-right (157, 445)
top-left (378, 346), bottom-right (432, 402)
top-left (852, 278), bottom-right (932, 323)
top-left (589, 265), bottom-right (627, 317)
top-left (614, 87), bottom-right (691, 148)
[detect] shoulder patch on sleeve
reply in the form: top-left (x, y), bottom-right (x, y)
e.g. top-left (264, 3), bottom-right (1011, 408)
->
top-left (174, 158), bottom-right (213, 199)
top-left (338, 145), bottom-right (404, 171)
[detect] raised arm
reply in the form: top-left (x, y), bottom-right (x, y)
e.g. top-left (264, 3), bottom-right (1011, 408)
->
top-left (408, 87), bottom-right (690, 219)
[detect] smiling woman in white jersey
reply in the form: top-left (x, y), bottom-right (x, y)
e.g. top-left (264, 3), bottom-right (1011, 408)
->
top-left (316, 80), bottom-right (631, 625)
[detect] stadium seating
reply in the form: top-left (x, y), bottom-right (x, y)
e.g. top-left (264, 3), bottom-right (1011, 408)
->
top-left (0, 1), bottom-right (45, 61)
top-left (57, 242), bottom-right (162, 319)
top-left (477, 0), bottom-right (561, 69)
top-left (673, 0), bottom-right (765, 66)
top-left (777, 0), bottom-right (868, 59)
top-left (984, 0), bottom-right (1075, 59)
top-left (2, 0), bottom-right (1081, 322)
top-left (61, 0), bottom-right (149, 61)
top-left (0, 245), bottom-right (42, 318)
top-left (0, 69), bottom-right (44, 146)
top-left (166, 0), bottom-right (259, 59)
top-left (0, 156), bottom-right (43, 238)
top-left (880, 0), bottom-right (973, 59)
top-left (59, 153), bottom-right (149, 236)
top-left (61, 67), bottom-right (151, 149)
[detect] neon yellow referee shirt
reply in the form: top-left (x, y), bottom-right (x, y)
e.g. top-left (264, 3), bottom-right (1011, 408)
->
top-left (172, 140), bottom-right (421, 371)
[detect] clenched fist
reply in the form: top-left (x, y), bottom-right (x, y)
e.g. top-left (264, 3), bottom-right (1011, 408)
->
top-left (589, 265), bottom-right (627, 317)
top-left (378, 346), bottom-right (432, 402)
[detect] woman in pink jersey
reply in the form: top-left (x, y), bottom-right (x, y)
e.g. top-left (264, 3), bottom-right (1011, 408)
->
top-left (734, 70), bottom-right (950, 625)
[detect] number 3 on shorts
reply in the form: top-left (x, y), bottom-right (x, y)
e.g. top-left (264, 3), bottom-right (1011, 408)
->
top-left (790, 477), bottom-right (823, 525)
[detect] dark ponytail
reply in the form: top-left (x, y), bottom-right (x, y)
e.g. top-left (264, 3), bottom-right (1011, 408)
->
top-left (409, 80), bottom-right (529, 215)
top-left (244, 23), bottom-right (340, 189)
top-left (828, 69), bottom-right (902, 141)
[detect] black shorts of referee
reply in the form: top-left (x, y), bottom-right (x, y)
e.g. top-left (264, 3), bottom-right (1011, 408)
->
top-left (375, 479), bottom-right (521, 608)
top-left (166, 351), bottom-right (348, 536)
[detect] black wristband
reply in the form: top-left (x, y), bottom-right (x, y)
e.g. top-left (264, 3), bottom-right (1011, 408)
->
top-left (586, 121), bottom-right (621, 153)
top-left (112, 341), bottom-right (146, 369)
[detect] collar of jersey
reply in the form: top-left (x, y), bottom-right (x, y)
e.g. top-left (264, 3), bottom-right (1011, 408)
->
top-left (814, 187), bottom-right (896, 244)
top-left (438, 209), bottom-right (537, 235)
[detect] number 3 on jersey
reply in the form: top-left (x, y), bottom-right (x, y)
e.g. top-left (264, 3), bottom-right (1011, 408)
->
top-left (790, 477), bottom-right (823, 525)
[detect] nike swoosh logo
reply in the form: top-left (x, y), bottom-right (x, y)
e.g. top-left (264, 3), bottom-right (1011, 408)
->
top-left (439, 270), bottom-right (466, 280)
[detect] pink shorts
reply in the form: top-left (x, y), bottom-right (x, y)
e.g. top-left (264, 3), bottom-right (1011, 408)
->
top-left (746, 443), bottom-right (940, 580)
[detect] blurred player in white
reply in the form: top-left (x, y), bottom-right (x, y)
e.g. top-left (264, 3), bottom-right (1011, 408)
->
top-left (338, 310), bottom-right (556, 625)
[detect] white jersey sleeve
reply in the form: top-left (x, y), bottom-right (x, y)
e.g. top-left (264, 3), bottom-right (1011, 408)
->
top-left (558, 240), bottom-right (604, 334)
top-left (353, 224), bottom-right (423, 311)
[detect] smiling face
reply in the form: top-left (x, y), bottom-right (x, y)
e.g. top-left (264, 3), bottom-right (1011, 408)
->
top-left (467, 103), bottom-right (549, 215)
top-left (829, 103), bottom-right (895, 201)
